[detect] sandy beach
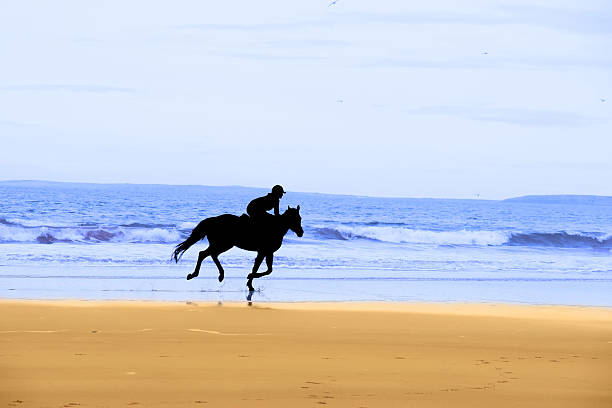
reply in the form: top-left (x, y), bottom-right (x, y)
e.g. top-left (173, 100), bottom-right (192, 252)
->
top-left (1, 300), bottom-right (611, 407)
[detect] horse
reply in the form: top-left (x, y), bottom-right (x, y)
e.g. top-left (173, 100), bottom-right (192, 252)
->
top-left (172, 206), bottom-right (303, 291)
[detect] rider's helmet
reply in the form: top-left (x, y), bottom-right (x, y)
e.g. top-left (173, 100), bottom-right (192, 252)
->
top-left (272, 185), bottom-right (285, 198)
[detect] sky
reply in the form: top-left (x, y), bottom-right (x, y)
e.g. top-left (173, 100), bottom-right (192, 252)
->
top-left (0, 0), bottom-right (611, 199)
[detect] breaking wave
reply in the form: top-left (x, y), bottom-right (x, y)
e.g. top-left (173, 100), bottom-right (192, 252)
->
top-left (0, 218), bottom-right (184, 244)
top-left (311, 226), bottom-right (612, 249)
top-left (1, 217), bottom-right (611, 249)
top-left (312, 226), bottom-right (508, 245)
top-left (507, 232), bottom-right (612, 249)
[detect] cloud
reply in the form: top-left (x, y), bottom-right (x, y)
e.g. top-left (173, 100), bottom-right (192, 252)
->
top-left (500, 4), bottom-right (612, 35)
top-left (404, 105), bottom-right (603, 127)
top-left (360, 55), bottom-right (612, 71)
top-left (173, 5), bottom-right (612, 38)
top-left (0, 120), bottom-right (34, 127)
top-left (0, 84), bottom-right (137, 93)
top-left (340, 10), bottom-right (509, 27)
top-left (264, 38), bottom-right (351, 49)
top-left (342, 5), bottom-right (612, 35)
top-left (216, 52), bottom-right (324, 62)
top-left (174, 20), bottom-right (329, 32)
top-left (172, 11), bottom-right (504, 35)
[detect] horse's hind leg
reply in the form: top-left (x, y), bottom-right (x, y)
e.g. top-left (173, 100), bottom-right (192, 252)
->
top-left (211, 254), bottom-right (225, 282)
top-left (209, 244), bottom-right (232, 282)
top-left (187, 248), bottom-right (211, 280)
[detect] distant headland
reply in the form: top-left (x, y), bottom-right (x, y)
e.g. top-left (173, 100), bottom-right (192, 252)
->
top-left (504, 195), bottom-right (612, 205)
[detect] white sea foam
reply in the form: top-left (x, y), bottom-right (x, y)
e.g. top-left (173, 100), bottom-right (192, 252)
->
top-left (119, 227), bottom-right (182, 243)
top-left (0, 224), bottom-right (40, 242)
top-left (178, 221), bottom-right (197, 230)
top-left (315, 225), bottom-right (509, 246)
top-left (3, 220), bottom-right (610, 248)
top-left (0, 224), bottom-right (183, 244)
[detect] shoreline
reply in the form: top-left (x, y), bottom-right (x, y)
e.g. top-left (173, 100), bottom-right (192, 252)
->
top-left (3, 262), bottom-right (612, 306)
top-left (2, 297), bottom-right (612, 316)
top-left (2, 299), bottom-right (610, 407)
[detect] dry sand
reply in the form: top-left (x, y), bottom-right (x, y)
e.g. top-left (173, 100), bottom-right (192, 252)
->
top-left (1, 300), bottom-right (610, 407)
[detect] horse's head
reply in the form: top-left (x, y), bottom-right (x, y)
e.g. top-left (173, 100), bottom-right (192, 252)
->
top-left (283, 205), bottom-right (304, 237)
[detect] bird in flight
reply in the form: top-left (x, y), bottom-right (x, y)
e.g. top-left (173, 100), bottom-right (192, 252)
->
top-left (481, 51), bottom-right (489, 55)
top-left (329, 0), bottom-right (339, 6)
top-left (601, 98), bottom-right (606, 102)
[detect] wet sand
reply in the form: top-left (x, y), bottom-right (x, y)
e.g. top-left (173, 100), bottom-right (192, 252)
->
top-left (1, 300), bottom-right (611, 407)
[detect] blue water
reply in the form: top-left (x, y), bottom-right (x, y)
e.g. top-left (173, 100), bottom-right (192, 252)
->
top-left (1, 181), bottom-right (611, 305)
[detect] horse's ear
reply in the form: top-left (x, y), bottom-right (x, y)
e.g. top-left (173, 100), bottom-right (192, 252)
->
top-left (287, 205), bottom-right (290, 210)
top-left (297, 205), bottom-right (300, 212)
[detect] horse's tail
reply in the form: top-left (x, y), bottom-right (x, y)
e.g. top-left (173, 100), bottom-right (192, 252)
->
top-left (172, 219), bottom-right (209, 263)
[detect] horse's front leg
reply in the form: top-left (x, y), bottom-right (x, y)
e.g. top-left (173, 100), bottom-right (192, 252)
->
top-left (262, 253), bottom-right (273, 277)
top-left (249, 254), bottom-right (274, 278)
top-left (247, 253), bottom-right (265, 291)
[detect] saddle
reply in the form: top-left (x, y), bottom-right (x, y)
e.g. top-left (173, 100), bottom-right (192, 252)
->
top-left (239, 213), bottom-right (274, 231)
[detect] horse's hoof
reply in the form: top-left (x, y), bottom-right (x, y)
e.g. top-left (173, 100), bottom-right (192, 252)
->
top-left (186, 274), bottom-right (193, 280)
top-left (218, 274), bottom-right (224, 282)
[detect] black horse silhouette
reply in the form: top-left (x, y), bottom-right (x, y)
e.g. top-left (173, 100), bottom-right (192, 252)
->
top-left (172, 206), bottom-right (303, 291)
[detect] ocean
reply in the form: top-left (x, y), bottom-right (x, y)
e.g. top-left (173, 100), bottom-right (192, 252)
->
top-left (1, 181), bottom-right (611, 305)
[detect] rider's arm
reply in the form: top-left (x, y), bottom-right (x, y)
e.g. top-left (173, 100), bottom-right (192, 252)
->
top-left (274, 200), bottom-right (280, 216)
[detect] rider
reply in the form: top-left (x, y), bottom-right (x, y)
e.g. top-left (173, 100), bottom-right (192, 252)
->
top-left (246, 185), bottom-right (285, 222)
